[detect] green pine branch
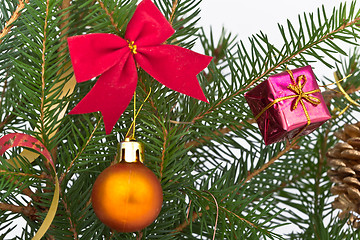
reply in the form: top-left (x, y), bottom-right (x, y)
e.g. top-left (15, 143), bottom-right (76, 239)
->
top-left (1, 0), bottom-right (360, 239)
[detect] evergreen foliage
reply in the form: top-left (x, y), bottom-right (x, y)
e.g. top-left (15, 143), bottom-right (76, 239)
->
top-left (0, 0), bottom-right (360, 239)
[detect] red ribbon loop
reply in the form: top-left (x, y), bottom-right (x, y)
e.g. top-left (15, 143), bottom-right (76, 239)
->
top-left (67, 0), bottom-right (213, 134)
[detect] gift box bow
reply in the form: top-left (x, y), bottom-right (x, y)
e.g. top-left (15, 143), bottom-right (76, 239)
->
top-left (67, 0), bottom-right (213, 134)
top-left (255, 69), bottom-right (322, 135)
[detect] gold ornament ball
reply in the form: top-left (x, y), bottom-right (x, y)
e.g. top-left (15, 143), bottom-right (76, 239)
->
top-left (91, 161), bottom-right (163, 232)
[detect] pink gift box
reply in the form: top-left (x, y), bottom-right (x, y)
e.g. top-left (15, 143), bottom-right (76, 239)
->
top-left (244, 65), bottom-right (331, 145)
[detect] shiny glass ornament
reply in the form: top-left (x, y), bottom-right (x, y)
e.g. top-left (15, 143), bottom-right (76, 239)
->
top-left (91, 138), bottom-right (163, 232)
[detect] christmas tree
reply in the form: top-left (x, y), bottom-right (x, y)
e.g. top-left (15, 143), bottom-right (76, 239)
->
top-left (1, 0), bottom-right (360, 239)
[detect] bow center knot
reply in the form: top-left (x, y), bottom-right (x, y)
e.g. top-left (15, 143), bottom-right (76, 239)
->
top-left (127, 40), bottom-right (137, 54)
top-left (286, 71), bottom-right (321, 110)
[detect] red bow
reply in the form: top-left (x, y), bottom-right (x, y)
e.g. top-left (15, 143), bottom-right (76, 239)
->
top-left (67, 0), bottom-right (213, 134)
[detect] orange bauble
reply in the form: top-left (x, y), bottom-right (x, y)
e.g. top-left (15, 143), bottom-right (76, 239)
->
top-left (91, 161), bottom-right (163, 232)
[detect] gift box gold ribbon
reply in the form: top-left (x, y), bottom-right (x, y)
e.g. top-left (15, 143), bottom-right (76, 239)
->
top-left (254, 69), bottom-right (321, 138)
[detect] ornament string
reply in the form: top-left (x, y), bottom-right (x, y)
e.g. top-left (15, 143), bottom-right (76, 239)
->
top-left (254, 69), bottom-right (321, 139)
top-left (125, 88), bottom-right (152, 139)
top-left (0, 133), bottom-right (59, 240)
top-left (317, 73), bottom-right (358, 118)
top-left (204, 191), bottom-right (219, 240)
top-left (332, 73), bottom-right (360, 117)
top-left (132, 91), bottom-right (137, 140)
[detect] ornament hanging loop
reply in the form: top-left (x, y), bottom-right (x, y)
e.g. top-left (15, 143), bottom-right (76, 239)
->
top-left (117, 137), bottom-right (145, 163)
top-left (120, 88), bottom-right (151, 163)
top-left (125, 87), bottom-right (152, 139)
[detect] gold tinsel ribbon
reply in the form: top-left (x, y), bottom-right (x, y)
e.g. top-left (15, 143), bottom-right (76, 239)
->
top-left (0, 133), bottom-right (59, 240)
top-left (254, 69), bottom-right (322, 138)
top-left (2, 63), bottom-right (76, 239)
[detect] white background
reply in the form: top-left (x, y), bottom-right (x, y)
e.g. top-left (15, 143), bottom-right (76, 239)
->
top-left (198, 0), bottom-right (351, 80)
top-left (2, 0), bottom-right (357, 238)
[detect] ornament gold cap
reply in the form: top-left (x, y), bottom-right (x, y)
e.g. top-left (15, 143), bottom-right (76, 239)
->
top-left (118, 137), bottom-right (144, 163)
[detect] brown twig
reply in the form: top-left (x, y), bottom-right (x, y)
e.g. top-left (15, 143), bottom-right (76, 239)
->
top-left (0, 0), bottom-right (30, 44)
top-left (219, 204), bottom-right (261, 230)
top-left (96, 0), bottom-right (119, 31)
top-left (0, 79), bottom-right (7, 109)
top-left (78, 197), bottom-right (92, 221)
top-left (201, 193), bottom-right (261, 231)
top-left (136, 231), bottom-right (143, 240)
top-left (175, 190), bottom-right (263, 234)
top-left (173, 206), bottom-right (209, 233)
top-left (172, 17), bottom-right (360, 234)
top-left (175, 77), bottom-right (360, 232)
top-left (58, 0), bottom-right (71, 58)
top-left (0, 202), bottom-right (36, 219)
top-left (168, 0), bottom-right (178, 25)
top-left (184, 119), bottom-right (256, 148)
top-left (244, 17), bottom-right (360, 92)
top-left (0, 114), bottom-right (17, 133)
top-left (60, 192), bottom-right (78, 240)
top-left (169, 120), bottom-right (193, 125)
top-left (1, 170), bottom-right (47, 179)
top-left (314, 121), bottom-right (332, 218)
top-left (59, 117), bottom-right (103, 183)
top-left (107, 231), bottom-right (115, 240)
top-left (5, 175), bottom-right (40, 202)
top-left (242, 139), bottom-right (299, 186)
top-left (39, 0), bottom-right (50, 143)
top-left (218, 138), bottom-right (300, 203)
top-left (159, 127), bottom-right (168, 180)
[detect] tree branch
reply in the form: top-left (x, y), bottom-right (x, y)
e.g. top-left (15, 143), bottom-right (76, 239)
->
top-left (5, 175), bottom-right (40, 202)
top-left (175, 190), bottom-right (264, 234)
top-left (39, 0), bottom-right (50, 143)
top-left (0, 0), bottom-right (30, 44)
top-left (96, 0), bottom-right (119, 32)
top-left (0, 78), bottom-right (7, 109)
top-left (1, 170), bottom-right (47, 180)
top-left (136, 231), bottom-right (143, 240)
top-left (138, 77), bottom-right (159, 118)
top-left (218, 138), bottom-right (300, 203)
top-left (168, 0), bottom-right (178, 25)
top-left (242, 139), bottom-right (299, 185)
top-left (59, 116), bottom-right (103, 183)
top-left (184, 119), bottom-right (256, 148)
top-left (174, 138), bottom-right (303, 234)
top-left (58, 0), bottom-right (71, 58)
top-left (0, 113), bottom-right (16, 133)
top-left (0, 202), bottom-right (36, 219)
top-left (186, 79), bottom-right (360, 151)
top-left (192, 16), bottom-right (360, 123)
top-left (173, 206), bottom-right (209, 233)
top-left (244, 17), bottom-right (360, 91)
top-left (60, 192), bottom-right (78, 240)
top-left (160, 127), bottom-right (168, 180)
